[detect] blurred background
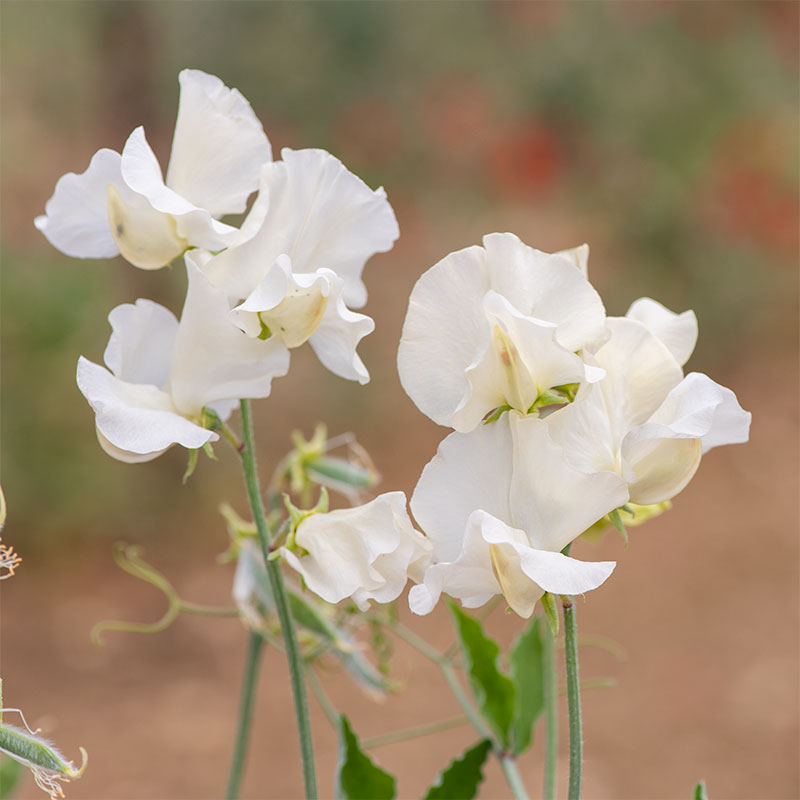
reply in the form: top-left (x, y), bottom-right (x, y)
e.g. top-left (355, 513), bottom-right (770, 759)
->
top-left (1, 2), bottom-right (797, 798)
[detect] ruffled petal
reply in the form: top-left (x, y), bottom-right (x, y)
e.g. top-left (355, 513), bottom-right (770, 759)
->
top-left (626, 297), bottom-right (698, 367)
top-left (169, 255), bottom-right (291, 416)
top-left (410, 421), bottom-right (514, 563)
top-left (120, 127), bottom-right (236, 254)
top-left (555, 243), bottom-right (590, 278)
top-left (282, 492), bottom-right (430, 609)
top-left (200, 148), bottom-right (399, 305)
top-left (77, 356), bottom-right (215, 458)
top-left (166, 69), bottom-right (271, 217)
top-left (34, 148), bottom-right (122, 259)
top-left (308, 278), bottom-right (375, 384)
top-left (103, 299), bottom-right (178, 386)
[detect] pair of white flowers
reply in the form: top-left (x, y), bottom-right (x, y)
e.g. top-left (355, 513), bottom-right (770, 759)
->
top-left (283, 234), bottom-right (749, 618)
top-left (37, 69), bottom-right (398, 462)
top-left (38, 69), bottom-right (750, 619)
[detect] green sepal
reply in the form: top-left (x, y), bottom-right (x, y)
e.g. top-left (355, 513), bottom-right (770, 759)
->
top-left (257, 319), bottom-right (272, 340)
top-left (423, 739), bottom-right (492, 800)
top-left (336, 715), bottom-right (396, 800)
top-left (540, 592), bottom-right (559, 637)
top-left (483, 404), bottom-right (511, 424)
top-left (533, 390), bottom-right (568, 409)
top-left (449, 602), bottom-right (516, 748)
top-left (200, 406), bottom-right (223, 431)
top-left (552, 382), bottom-right (579, 402)
top-left (694, 780), bottom-right (709, 800)
top-left (182, 449), bottom-right (199, 484)
top-left (608, 508), bottom-right (628, 544)
top-left (509, 616), bottom-right (544, 754)
top-left (202, 441), bottom-right (217, 460)
top-left (284, 488), bottom-right (329, 541)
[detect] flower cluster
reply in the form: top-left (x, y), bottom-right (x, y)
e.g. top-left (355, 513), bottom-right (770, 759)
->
top-left (38, 69), bottom-right (398, 462)
top-left (282, 233), bottom-right (750, 619)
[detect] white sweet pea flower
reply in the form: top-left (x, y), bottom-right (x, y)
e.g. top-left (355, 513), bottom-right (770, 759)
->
top-left (199, 147), bottom-right (398, 382)
top-left (398, 233), bottom-right (608, 432)
top-left (77, 260), bottom-right (288, 462)
top-left (35, 69), bottom-right (271, 270)
top-left (408, 414), bottom-right (628, 618)
top-left (625, 296), bottom-right (698, 367)
top-left (281, 492), bottom-right (431, 610)
top-left (546, 316), bottom-right (751, 505)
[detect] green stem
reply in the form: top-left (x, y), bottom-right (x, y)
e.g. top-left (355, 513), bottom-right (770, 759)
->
top-left (542, 615), bottom-right (558, 800)
top-left (226, 632), bottom-right (264, 799)
top-left (361, 715), bottom-right (467, 750)
top-left (563, 595), bottom-right (582, 800)
top-left (499, 756), bottom-right (530, 800)
top-left (238, 400), bottom-right (317, 799)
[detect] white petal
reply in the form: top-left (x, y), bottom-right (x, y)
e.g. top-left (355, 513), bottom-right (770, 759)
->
top-left (77, 356), bottom-right (215, 457)
top-left (508, 414), bottom-right (629, 552)
top-left (201, 148), bottom-right (399, 305)
top-left (408, 510), bottom-right (502, 615)
top-left (166, 69), bottom-right (271, 217)
top-left (481, 233), bottom-right (607, 352)
top-left (513, 547), bottom-right (615, 596)
top-left (555, 243), bottom-right (590, 278)
top-left (282, 492), bottom-right (429, 607)
top-left (96, 429), bottom-right (168, 463)
top-left (626, 297), bottom-right (698, 367)
top-left (398, 244), bottom-right (494, 429)
top-left (34, 148), bottom-right (122, 259)
top-left (169, 256), bottom-right (291, 416)
top-left (411, 421), bottom-right (514, 563)
top-left (103, 299), bottom-right (178, 386)
top-left (120, 127), bottom-right (236, 253)
top-left (308, 278), bottom-right (375, 384)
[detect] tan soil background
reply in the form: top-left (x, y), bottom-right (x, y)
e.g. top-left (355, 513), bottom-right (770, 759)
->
top-left (1, 3), bottom-right (798, 799)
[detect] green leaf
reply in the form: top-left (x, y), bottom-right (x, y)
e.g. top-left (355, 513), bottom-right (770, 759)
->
top-left (336, 715), bottom-right (395, 800)
top-left (0, 756), bottom-right (22, 799)
top-left (540, 592), bottom-right (559, 637)
top-left (182, 448), bottom-right (199, 484)
top-left (424, 739), bottom-right (492, 800)
top-left (483, 404), bottom-right (511, 424)
top-left (509, 616), bottom-right (544, 754)
top-left (449, 602), bottom-right (516, 748)
top-left (694, 780), bottom-right (709, 800)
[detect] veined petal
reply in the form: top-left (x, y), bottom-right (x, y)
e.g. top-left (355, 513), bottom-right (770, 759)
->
top-left (77, 356), bottom-right (215, 458)
top-left (120, 127), bottom-right (236, 253)
top-left (169, 256), bottom-right (291, 415)
top-left (282, 492), bottom-right (429, 609)
top-left (103, 299), bottom-right (178, 387)
top-left (96, 429), bottom-right (169, 463)
top-left (200, 148), bottom-right (399, 305)
top-left (626, 297), bottom-right (698, 367)
top-left (34, 148), bottom-right (122, 259)
top-left (308, 278), bottom-right (375, 384)
top-left (166, 69), bottom-right (271, 217)
top-left (410, 421), bottom-right (514, 563)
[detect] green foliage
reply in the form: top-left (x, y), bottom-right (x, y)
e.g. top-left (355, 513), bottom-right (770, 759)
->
top-left (336, 715), bottom-right (395, 800)
top-left (608, 508), bottom-right (628, 544)
top-left (540, 592), bottom-right (560, 637)
top-left (424, 739), bottom-right (492, 800)
top-left (0, 756), bottom-right (22, 799)
top-left (694, 780), bottom-right (709, 800)
top-left (449, 602), bottom-right (516, 748)
top-left (509, 616), bottom-right (544, 754)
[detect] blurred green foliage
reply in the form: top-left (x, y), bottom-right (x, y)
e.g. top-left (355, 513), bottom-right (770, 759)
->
top-left (1, 1), bottom-right (796, 546)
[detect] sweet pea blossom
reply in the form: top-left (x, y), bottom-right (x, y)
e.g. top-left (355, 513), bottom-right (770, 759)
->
top-left (546, 311), bottom-right (751, 505)
top-left (77, 261), bottom-right (288, 462)
top-left (398, 233), bottom-right (608, 432)
top-left (198, 147), bottom-right (399, 383)
top-left (35, 69), bottom-right (271, 270)
top-left (281, 492), bottom-right (431, 610)
top-left (408, 414), bottom-right (628, 618)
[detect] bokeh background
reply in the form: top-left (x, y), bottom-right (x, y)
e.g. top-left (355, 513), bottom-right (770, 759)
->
top-left (1, 2), bottom-right (797, 798)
